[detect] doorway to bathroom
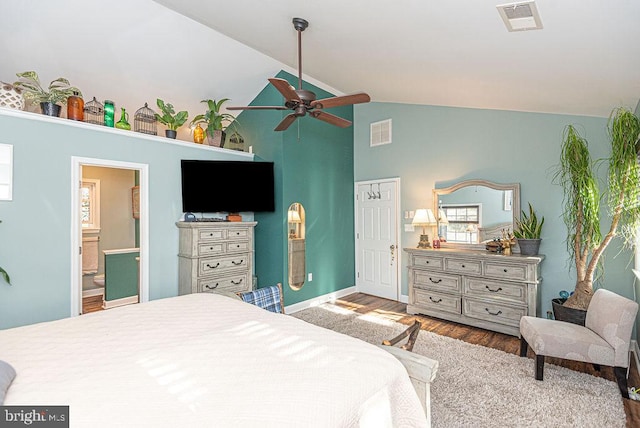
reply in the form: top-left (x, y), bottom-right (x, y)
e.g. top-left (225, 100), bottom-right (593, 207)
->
top-left (70, 157), bottom-right (149, 317)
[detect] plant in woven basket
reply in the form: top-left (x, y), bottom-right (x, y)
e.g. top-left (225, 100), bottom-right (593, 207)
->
top-left (553, 107), bottom-right (640, 310)
top-left (13, 71), bottom-right (81, 105)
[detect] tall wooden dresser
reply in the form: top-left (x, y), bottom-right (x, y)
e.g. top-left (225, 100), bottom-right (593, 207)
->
top-left (404, 247), bottom-right (544, 336)
top-left (177, 221), bottom-right (257, 295)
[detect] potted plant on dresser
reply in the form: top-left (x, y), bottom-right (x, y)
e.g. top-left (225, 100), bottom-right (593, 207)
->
top-left (154, 98), bottom-right (188, 139)
top-left (553, 106), bottom-right (640, 319)
top-left (513, 203), bottom-right (544, 256)
top-left (13, 71), bottom-right (82, 117)
top-left (189, 98), bottom-right (237, 147)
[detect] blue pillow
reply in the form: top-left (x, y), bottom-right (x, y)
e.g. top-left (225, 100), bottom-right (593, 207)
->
top-left (0, 360), bottom-right (16, 404)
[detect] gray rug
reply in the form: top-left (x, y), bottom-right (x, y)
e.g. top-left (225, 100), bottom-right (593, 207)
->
top-left (291, 304), bottom-right (626, 428)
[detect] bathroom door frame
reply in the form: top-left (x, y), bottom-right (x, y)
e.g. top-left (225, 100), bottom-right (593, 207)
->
top-left (70, 157), bottom-right (149, 317)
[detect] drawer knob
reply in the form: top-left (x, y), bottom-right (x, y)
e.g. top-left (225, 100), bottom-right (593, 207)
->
top-left (205, 283), bottom-right (219, 290)
top-left (429, 297), bottom-right (442, 303)
top-left (461, 264), bottom-right (466, 268)
top-left (209, 247), bottom-right (214, 250)
top-left (485, 308), bottom-right (502, 316)
top-left (425, 260), bottom-right (430, 264)
top-left (205, 262), bottom-right (220, 269)
top-left (429, 277), bottom-right (442, 284)
top-left (231, 259), bottom-right (244, 265)
top-left (503, 268), bottom-right (508, 273)
top-left (485, 285), bottom-right (503, 293)
top-left (231, 279), bottom-right (243, 285)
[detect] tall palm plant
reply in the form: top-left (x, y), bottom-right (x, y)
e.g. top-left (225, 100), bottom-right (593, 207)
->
top-left (554, 107), bottom-right (640, 310)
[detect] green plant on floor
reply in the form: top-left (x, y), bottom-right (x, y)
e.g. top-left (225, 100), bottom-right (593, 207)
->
top-left (553, 107), bottom-right (640, 311)
top-left (513, 203), bottom-right (544, 239)
top-left (154, 98), bottom-right (188, 131)
top-left (13, 70), bottom-right (82, 105)
top-left (0, 220), bottom-right (10, 285)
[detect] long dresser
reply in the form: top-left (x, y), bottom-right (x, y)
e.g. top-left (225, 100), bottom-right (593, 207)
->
top-left (404, 247), bottom-right (544, 336)
top-left (177, 221), bottom-right (257, 295)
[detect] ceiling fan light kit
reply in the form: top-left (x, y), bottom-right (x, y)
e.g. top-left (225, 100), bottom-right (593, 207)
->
top-left (228, 18), bottom-right (371, 131)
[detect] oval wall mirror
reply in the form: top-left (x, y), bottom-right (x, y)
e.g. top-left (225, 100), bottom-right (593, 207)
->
top-left (433, 179), bottom-right (520, 250)
top-left (287, 202), bottom-right (306, 290)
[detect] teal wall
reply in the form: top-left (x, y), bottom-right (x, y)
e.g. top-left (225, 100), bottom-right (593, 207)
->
top-left (0, 111), bottom-right (251, 328)
top-left (242, 71), bottom-right (356, 306)
top-left (354, 102), bottom-right (636, 319)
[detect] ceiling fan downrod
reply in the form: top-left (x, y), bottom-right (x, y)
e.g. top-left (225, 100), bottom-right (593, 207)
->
top-left (292, 18), bottom-right (308, 90)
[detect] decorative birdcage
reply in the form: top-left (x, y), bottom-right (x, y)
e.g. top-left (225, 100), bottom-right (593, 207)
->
top-left (83, 97), bottom-right (104, 125)
top-left (134, 102), bottom-right (157, 136)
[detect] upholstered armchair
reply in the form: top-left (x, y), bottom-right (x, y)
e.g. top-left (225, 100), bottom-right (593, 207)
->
top-left (519, 288), bottom-right (639, 398)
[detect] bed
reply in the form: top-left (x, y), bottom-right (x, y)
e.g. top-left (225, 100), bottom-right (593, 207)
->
top-left (0, 293), bottom-right (434, 427)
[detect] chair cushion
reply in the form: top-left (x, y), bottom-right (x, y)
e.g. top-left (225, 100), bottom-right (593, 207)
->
top-left (238, 285), bottom-right (283, 314)
top-left (585, 289), bottom-right (639, 367)
top-left (520, 316), bottom-right (616, 366)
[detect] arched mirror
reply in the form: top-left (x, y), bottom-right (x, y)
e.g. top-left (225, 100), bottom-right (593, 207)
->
top-left (433, 179), bottom-right (520, 250)
top-left (287, 202), bottom-right (306, 290)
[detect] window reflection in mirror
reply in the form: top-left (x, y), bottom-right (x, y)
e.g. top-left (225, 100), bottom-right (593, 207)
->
top-left (287, 203), bottom-right (306, 290)
top-left (433, 180), bottom-right (520, 250)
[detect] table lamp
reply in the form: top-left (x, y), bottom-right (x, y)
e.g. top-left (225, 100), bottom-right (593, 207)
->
top-left (412, 208), bottom-right (437, 248)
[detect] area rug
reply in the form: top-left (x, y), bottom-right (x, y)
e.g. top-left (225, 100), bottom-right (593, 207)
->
top-left (291, 304), bottom-right (627, 428)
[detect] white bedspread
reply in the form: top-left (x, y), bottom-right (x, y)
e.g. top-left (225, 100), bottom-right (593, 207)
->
top-left (1, 293), bottom-right (427, 427)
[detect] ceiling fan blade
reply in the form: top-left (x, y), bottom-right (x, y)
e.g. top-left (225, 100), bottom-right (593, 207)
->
top-left (310, 111), bottom-right (352, 128)
top-left (269, 78), bottom-right (301, 102)
top-left (227, 105), bottom-right (289, 111)
top-left (274, 113), bottom-right (299, 131)
top-left (310, 93), bottom-right (371, 109)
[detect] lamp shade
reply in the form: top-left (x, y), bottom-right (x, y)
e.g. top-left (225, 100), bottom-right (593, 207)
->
top-left (412, 208), bottom-right (437, 226)
top-left (288, 210), bottom-right (301, 223)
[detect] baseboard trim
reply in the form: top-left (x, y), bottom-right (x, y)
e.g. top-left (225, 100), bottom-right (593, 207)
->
top-left (102, 295), bottom-right (139, 310)
top-left (82, 287), bottom-right (104, 298)
top-left (285, 286), bottom-right (356, 314)
top-left (399, 294), bottom-right (408, 304)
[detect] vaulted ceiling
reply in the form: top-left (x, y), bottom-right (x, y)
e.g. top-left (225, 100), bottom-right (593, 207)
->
top-left (2, 0), bottom-right (638, 124)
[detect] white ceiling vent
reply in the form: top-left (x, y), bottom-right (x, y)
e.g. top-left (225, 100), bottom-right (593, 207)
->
top-left (370, 119), bottom-right (392, 147)
top-left (496, 1), bottom-right (543, 32)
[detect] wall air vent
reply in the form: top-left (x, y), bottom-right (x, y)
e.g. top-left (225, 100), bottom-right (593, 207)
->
top-left (370, 119), bottom-right (392, 147)
top-left (496, 1), bottom-right (543, 32)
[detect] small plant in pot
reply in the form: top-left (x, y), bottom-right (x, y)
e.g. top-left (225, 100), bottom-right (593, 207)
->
top-left (154, 98), bottom-right (188, 139)
top-left (513, 203), bottom-right (544, 256)
top-left (189, 98), bottom-right (237, 147)
top-left (13, 71), bottom-right (82, 117)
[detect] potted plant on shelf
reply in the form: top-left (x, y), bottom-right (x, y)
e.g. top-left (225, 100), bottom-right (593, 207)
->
top-left (553, 106), bottom-right (640, 316)
top-left (13, 71), bottom-right (82, 117)
top-left (189, 98), bottom-right (237, 147)
top-left (154, 98), bottom-right (188, 139)
top-left (513, 203), bottom-right (544, 256)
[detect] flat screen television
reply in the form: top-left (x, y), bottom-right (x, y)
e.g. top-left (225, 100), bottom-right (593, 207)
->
top-left (181, 160), bottom-right (275, 213)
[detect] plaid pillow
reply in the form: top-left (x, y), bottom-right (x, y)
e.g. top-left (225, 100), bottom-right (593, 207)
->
top-left (239, 285), bottom-right (283, 314)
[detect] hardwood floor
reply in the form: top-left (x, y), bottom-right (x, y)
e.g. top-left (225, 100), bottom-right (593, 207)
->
top-left (334, 292), bottom-right (640, 427)
top-left (82, 295), bottom-right (104, 313)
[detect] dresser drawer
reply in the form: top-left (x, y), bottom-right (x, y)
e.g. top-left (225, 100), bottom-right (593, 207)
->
top-left (413, 270), bottom-right (461, 293)
top-left (412, 255), bottom-right (444, 270)
top-left (464, 278), bottom-right (526, 304)
top-left (484, 262), bottom-right (527, 281)
top-left (199, 253), bottom-right (250, 276)
top-left (198, 272), bottom-right (251, 293)
top-left (462, 297), bottom-right (526, 328)
top-left (445, 258), bottom-right (482, 275)
top-left (198, 242), bottom-right (225, 256)
top-left (198, 228), bottom-right (227, 241)
top-left (413, 289), bottom-right (461, 315)
top-left (227, 228), bottom-right (251, 240)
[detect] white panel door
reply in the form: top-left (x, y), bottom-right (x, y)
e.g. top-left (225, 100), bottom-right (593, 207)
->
top-left (355, 179), bottom-right (399, 300)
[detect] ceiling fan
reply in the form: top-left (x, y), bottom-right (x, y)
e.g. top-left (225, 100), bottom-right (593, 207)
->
top-left (227, 18), bottom-right (371, 132)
